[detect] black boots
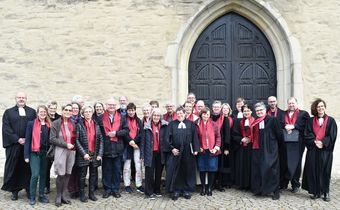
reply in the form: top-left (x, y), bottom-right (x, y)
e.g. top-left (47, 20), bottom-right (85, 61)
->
top-left (207, 172), bottom-right (215, 196)
top-left (199, 172), bottom-right (206, 196)
top-left (79, 190), bottom-right (88, 202)
top-left (55, 176), bottom-right (63, 207)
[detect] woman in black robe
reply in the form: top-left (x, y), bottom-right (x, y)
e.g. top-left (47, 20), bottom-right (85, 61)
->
top-left (302, 98), bottom-right (337, 202)
top-left (165, 107), bottom-right (200, 200)
top-left (231, 104), bottom-right (254, 190)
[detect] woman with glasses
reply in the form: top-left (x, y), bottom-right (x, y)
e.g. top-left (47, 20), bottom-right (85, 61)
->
top-left (50, 104), bottom-right (76, 207)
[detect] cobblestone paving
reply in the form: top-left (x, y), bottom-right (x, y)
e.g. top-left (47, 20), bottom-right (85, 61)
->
top-left (0, 178), bottom-right (339, 210)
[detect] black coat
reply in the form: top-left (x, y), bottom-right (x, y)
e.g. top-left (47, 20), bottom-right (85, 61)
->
top-left (124, 115), bottom-right (144, 160)
top-left (75, 120), bottom-right (104, 167)
top-left (98, 112), bottom-right (129, 158)
top-left (302, 116), bottom-right (337, 195)
top-left (1, 105), bottom-right (36, 192)
top-left (140, 120), bottom-right (168, 167)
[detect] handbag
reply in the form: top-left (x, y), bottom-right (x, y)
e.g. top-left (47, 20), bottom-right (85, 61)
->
top-left (282, 129), bottom-right (299, 142)
top-left (46, 145), bottom-right (55, 160)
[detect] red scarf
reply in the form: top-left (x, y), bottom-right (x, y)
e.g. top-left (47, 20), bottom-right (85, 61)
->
top-left (152, 122), bottom-right (161, 152)
top-left (84, 119), bottom-right (96, 153)
top-left (239, 117), bottom-right (254, 147)
top-left (267, 108), bottom-right (278, 117)
top-left (285, 109), bottom-right (299, 125)
top-left (213, 114), bottom-right (224, 130)
top-left (250, 115), bottom-right (266, 149)
top-left (142, 117), bottom-right (148, 127)
top-left (164, 112), bottom-right (177, 122)
top-left (102, 111), bottom-right (121, 142)
top-left (198, 119), bottom-right (216, 150)
top-left (61, 118), bottom-right (76, 144)
top-left (32, 118), bottom-right (50, 152)
top-left (313, 115), bottom-right (329, 141)
top-left (186, 113), bottom-right (198, 122)
top-left (127, 116), bottom-right (138, 139)
top-left (228, 116), bottom-right (233, 128)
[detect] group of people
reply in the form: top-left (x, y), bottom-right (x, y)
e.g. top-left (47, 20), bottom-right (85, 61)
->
top-left (1, 92), bottom-right (337, 207)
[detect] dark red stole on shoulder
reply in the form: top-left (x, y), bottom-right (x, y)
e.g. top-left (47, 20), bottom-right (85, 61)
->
top-left (32, 118), bottom-right (50, 152)
top-left (61, 118), bottom-right (76, 144)
top-left (84, 119), bottom-right (96, 152)
top-left (239, 117), bottom-right (254, 147)
top-left (313, 115), bottom-right (329, 141)
top-left (250, 115), bottom-right (266, 150)
top-left (198, 119), bottom-right (216, 150)
top-left (285, 109), bottom-right (299, 125)
top-left (127, 116), bottom-right (138, 139)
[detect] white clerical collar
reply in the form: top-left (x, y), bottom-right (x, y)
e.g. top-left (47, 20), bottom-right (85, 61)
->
top-left (318, 118), bottom-right (324, 126)
top-left (18, 107), bottom-right (26, 116)
top-left (244, 119), bottom-right (249, 126)
top-left (259, 120), bottom-right (265, 129)
top-left (237, 112), bottom-right (243, 119)
top-left (178, 121), bottom-right (186, 129)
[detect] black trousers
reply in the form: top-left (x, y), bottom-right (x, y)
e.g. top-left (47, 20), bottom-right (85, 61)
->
top-left (79, 163), bottom-right (98, 193)
top-left (145, 152), bottom-right (163, 196)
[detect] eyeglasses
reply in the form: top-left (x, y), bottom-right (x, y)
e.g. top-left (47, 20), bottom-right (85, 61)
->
top-left (255, 109), bottom-right (265, 112)
top-left (64, 109), bottom-right (72, 112)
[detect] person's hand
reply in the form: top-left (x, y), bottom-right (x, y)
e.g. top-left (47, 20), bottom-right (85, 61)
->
top-left (18, 138), bottom-right (25, 145)
top-left (224, 150), bottom-right (229, 156)
top-left (200, 148), bottom-right (204, 153)
top-left (172, 148), bottom-right (180, 156)
top-left (84, 154), bottom-right (91, 161)
top-left (129, 140), bottom-right (139, 149)
top-left (108, 131), bottom-right (116, 137)
top-left (67, 143), bottom-right (74, 150)
top-left (285, 124), bottom-right (294, 131)
top-left (241, 137), bottom-right (250, 144)
top-left (24, 158), bottom-right (29, 163)
top-left (315, 140), bottom-right (323, 149)
top-left (193, 151), bottom-right (198, 155)
top-left (96, 156), bottom-right (102, 161)
top-left (210, 148), bottom-right (217, 154)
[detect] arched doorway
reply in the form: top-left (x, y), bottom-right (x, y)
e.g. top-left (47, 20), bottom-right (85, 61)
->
top-left (188, 12), bottom-right (276, 108)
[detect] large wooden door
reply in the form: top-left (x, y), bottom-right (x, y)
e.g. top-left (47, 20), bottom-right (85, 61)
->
top-left (189, 12), bottom-right (276, 108)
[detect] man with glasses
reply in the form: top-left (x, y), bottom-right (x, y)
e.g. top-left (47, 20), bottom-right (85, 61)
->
top-left (2, 92), bottom-right (36, 200)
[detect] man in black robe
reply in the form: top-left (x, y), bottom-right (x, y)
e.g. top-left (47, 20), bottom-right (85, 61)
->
top-left (281, 97), bottom-right (309, 193)
top-left (165, 107), bottom-right (200, 200)
top-left (251, 102), bottom-right (282, 200)
top-left (2, 92), bottom-right (36, 200)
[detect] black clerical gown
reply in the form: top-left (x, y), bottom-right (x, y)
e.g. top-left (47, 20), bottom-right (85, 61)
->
top-left (2, 105), bottom-right (36, 192)
top-left (232, 121), bottom-right (252, 189)
top-left (251, 116), bottom-right (282, 195)
top-left (165, 119), bottom-right (200, 193)
top-left (302, 116), bottom-right (337, 195)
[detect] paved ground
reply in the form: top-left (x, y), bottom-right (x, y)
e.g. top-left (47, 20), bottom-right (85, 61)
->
top-left (0, 178), bottom-right (339, 209)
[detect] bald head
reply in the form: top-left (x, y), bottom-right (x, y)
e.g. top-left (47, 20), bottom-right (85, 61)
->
top-left (15, 92), bottom-right (27, 107)
top-left (106, 98), bottom-right (117, 114)
top-left (267, 96), bottom-right (278, 110)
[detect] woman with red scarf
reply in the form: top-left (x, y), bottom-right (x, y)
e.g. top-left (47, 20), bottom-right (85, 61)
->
top-left (75, 106), bottom-right (103, 202)
top-left (24, 105), bottom-right (51, 205)
top-left (231, 104), bottom-right (254, 190)
top-left (250, 102), bottom-right (282, 200)
top-left (302, 99), bottom-right (337, 202)
top-left (50, 104), bottom-right (76, 207)
top-left (196, 107), bottom-right (221, 196)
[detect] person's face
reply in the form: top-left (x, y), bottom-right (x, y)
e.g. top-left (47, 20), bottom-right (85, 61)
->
top-left (222, 106), bottom-right (230, 116)
top-left (236, 101), bottom-right (244, 111)
top-left (76, 99), bottom-right (84, 108)
top-left (72, 104), bottom-right (79, 116)
top-left (317, 102), bottom-right (326, 116)
top-left (268, 97), bottom-right (277, 109)
top-left (187, 94), bottom-right (196, 104)
top-left (184, 103), bottom-right (193, 114)
top-left (202, 111), bottom-right (210, 122)
top-left (106, 99), bottom-right (117, 114)
top-left (151, 103), bottom-right (158, 110)
top-left (243, 107), bottom-right (252, 119)
top-left (165, 104), bottom-right (174, 113)
top-left (37, 107), bottom-right (47, 120)
top-left (212, 104), bottom-right (222, 114)
top-left (143, 107), bottom-right (151, 118)
top-left (288, 99), bottom-right (298, 111)
top-left (255, 106), bottom-right (266, 117)
top-left (95, 103), bottom-right (104, 114)
top-left (152, 113), bottom-right (161, 124)
top-left (83, 108), bottom-right (93, 120)
top-left (48, 104), bottom-right (57, 116)
top-left (15, 92), bottom-right (27, 107)
top-left (196, 102), bottom-right (204, 111)
top-left (62, 106), bottom-right (72, 118)
top-left (119, 96), bottom-right (127, 105)
top-left (176, 110), bottom-right (185, 122)
top-left (127, 109), bottom-right (136, 118)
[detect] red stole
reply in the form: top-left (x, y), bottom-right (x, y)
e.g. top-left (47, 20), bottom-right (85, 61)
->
top-left (102, 111), bottom-right (121, 142)
top-left (152, 122), bottom-right (161, 152)
top-left (213, 114), bottom-right (224, 130)
top-left (84, 119), bottom-right (96, 153)
top-left (313, 115), bottom-right (329, 141)
top-left (142, 117), bottom-right (148, 127)
top-left (250, 115), bottom-right (266, 149)
top-left (164, 112), bottom-right (177, 122)
top-left (127, 116), bottom-right (138, 139)
top-left (228, 116), bottom-right (233, 128)
top-left (239, 117), bottom-right (254, 147)
top-left (267, 108), bottom-right (278, 117)
top-left (186, 113), bottom-right (198, 122)
top-left (198, 119), bottom-right (216, 150)
top-left (32, 118), bottom-right (50, 152)
top-left (285, 109), bottom-right (299, 125)
top-left (61, 118), bottom-right (76, 144)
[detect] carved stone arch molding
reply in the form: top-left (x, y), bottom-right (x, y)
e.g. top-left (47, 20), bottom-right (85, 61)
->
top-left (165, 0), bottom-right (303, 108)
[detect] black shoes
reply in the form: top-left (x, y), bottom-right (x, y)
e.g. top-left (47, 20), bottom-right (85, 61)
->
top-left (38, 195), bottom-right (49, 203)
top-left (112, 192), bottom-right (121, 198)
top-left (200, 187), bottom-right (206, 196)
top-left (29, 197), bottom-right (36, 205)
top-left (323, 193), bottom-right (330, 202)
top-left (89, 192), bottom-right (98, 201)
top-left (291, 187), bottom-right (300, 193)
top-left (172, 192), bottom-right (180, 201)
top-left (102, 191), bottom-right (110, 198)
top-left (11, 191), bottom-right (18, 201)
top-left (310, 194), bottom-right (320, 200)
top-left (183, 192), bottom-right (191, 199)
top-left (61, 197), bottom-right (71, 204)
top-left (272, 190), bottom-right (280, 200)
top-left (206, 188), bottom-right (212, 196)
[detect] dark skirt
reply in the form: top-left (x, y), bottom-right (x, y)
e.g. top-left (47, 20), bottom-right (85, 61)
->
top-left (197, 150), bottom-right (218, 172)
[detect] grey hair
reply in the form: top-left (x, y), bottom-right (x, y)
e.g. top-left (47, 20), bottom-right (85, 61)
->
top-left (254, 101), bottom-right (266, 110)
top-left (212, 100), bottom-right (222, 106)
top-left (150, 108), bottom-right (162, 118)
top-left (81, 105), bottom-right (94, 115)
